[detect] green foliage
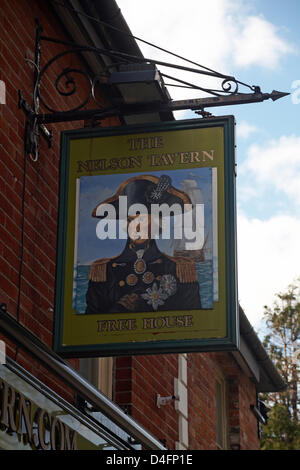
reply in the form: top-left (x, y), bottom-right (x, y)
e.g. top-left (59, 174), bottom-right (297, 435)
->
top-left (260, 279), bottom-right (300, 450)
top-left (260, 404), bottom-right (300, 450)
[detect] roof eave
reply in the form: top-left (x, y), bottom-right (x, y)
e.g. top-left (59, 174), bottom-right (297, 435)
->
top-left (236, 307), bottom-right (286, 393)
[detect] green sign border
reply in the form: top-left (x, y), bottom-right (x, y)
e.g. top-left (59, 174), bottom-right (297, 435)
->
top-left (53, 116), bottom-right (239, 357)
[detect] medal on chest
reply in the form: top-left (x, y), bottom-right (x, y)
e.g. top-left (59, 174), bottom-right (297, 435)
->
top-left (133, 249), bottom-right (147, 274)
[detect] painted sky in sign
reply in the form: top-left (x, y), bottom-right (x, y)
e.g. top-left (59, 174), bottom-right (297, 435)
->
top-left (117, 0), bottom-right (300, 330)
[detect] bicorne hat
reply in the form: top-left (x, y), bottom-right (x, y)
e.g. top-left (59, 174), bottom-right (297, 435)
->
top-left (92, 174), bottom-right (192, 219)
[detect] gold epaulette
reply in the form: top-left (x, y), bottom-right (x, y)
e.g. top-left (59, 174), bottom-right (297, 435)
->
top-left (166, 255), bottom-right (198, 283)
top-left (88, 258), bottom-right (110, 282)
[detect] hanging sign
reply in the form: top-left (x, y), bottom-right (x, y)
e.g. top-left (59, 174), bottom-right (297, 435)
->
top-left (54, 116), bottom-right (239, 357)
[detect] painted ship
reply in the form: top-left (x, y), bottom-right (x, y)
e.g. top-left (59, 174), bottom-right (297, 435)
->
top-left (173, 175), bottom-right (208, 262)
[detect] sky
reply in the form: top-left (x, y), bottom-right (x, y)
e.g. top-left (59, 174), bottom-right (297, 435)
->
top-left (117, 0), bottom-right (300, 330)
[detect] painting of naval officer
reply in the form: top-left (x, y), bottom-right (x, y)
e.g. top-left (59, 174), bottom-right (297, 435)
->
top-left (85, 174), bottom-right (201, 314)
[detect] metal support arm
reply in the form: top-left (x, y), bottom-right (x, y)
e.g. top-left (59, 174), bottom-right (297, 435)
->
top-left (19, 20), bottom-right (289, 161)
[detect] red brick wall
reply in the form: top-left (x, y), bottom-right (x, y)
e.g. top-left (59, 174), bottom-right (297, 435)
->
top-left (115, 352), bottom-right (260, 450)
top-left (0, 0), bottom-right (118, 402)
top-left (189, 352), bottom-right (259, 450)
top-left (132, 355), bottom-right (179, 449)
top-left (115, 354), bottom-right (179, 449)
top-left (238, 372), bottom-right (260, 449)
top-left (188, 353), bottom-right (218, 449)
top-left (114, 356), bottom-right (133, 415)
top-left (215, 352), bottom-right (259, 450)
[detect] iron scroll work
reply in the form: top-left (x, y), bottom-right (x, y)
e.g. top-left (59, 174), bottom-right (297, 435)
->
top-left (19, 21), bottom-right (289, 160)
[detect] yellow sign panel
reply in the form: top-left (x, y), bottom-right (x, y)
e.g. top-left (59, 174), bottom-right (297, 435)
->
top-left (54, 117), bottom-right (238, 356)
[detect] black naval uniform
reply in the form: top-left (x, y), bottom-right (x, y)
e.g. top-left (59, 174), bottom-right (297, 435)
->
top-left (85, 240), bottom-right (201, 314)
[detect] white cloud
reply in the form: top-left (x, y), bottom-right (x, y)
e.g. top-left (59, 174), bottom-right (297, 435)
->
top-left (236, 120), bottom-right (258, 139)
top-left (237, 135), bottom-right (300, 326)
top-left (242, 135), bottom-right (300, 207)
top-left (237, 212), bottom-right (300, 326)
top-left (118, 0), bottom-right (294, 100)
top-left (233, 16), bottom-right (294, 69)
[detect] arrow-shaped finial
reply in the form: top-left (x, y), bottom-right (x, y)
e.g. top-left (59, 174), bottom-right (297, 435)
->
top-left (269, 90), bottom-right (290, 101)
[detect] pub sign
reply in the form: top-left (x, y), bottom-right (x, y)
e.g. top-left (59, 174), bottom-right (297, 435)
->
top-left (54, 117), bottom-right (239, 356)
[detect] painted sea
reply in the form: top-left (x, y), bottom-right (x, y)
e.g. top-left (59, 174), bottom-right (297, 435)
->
top-left (74, 260), bottom-right (214, 314)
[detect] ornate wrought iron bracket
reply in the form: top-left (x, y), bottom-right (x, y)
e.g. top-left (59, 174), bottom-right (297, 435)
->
top-left (19, 20), bottom-right (289, 161)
